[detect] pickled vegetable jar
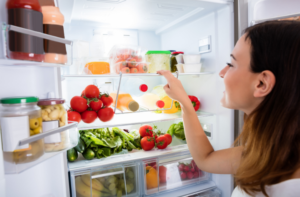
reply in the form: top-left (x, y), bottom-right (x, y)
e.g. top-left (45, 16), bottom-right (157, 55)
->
top-left (0, 97), bottom-right (44, 164)
top-left (38, 99), bottom-right (69, 152)
top-left (145, 51), bottom-right (171, 73)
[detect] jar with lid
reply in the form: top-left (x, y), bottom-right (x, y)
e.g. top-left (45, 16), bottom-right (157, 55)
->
top-left (6, 0), bottom-right (44, 62)
top-left (0, 97), bottom-right (44, 164)
top-left (170, 52), bottom-right (184, 72)
top-left (37, 99), bottom-right (69, 152)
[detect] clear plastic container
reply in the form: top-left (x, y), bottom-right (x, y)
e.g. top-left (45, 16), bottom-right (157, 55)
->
top-left (0, 97), bottom-right (44, 164)
top-left (37, 98), bottom-right (70, 152)
top-left (145, 51), bottom-right (171, 73)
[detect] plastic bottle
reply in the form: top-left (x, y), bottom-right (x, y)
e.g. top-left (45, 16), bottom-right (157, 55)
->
top-left (40, 0), bottom-right (67, 64)
top-left (136, 93), bottom-right (165, 110)
top-left (114, 78), bottom-right (148, 97)
top-left (110, 92), bottom-right (139, 112)
top-left (6, 0), bottom-right (44, 62)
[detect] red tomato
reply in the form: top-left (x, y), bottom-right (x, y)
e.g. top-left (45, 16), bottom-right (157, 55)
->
top-left (141, 136), bottom-right (155, 151)
top-left (85, 85), bottom-right (100, 98)
top-left (156, 135), bottom-right (168, 149)
top-left (70, 96), bottom-right (88, 113)
top-left (100, 94), bottom-right (113, 107)
top-left (81, 111), bottom-right (97, 123)
top-left (98, 107), bottom-right (114, 122)
top-left (164, 133), bottom-right (172, 145)
top-left (159, 166), bottom-right (167, 183)
top-left (90, 99), bottom-right (103, 111)
top-left (67, 111), bottom-right (81, 123)
top-left (139, 125), bottom-right (153, 138)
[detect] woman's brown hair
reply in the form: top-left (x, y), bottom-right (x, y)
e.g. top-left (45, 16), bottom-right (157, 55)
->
top-left (234, 20), bottom-right (300, 196)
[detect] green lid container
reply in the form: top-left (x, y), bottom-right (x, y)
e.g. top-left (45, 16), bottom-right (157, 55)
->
top-left (146, 51), bottom-right (171, 55)
top-left (0, 97), bottom-right (39, 104)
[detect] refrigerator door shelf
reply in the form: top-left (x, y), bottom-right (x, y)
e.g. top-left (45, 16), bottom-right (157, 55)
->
top-left (142, 153), bottom-right (211, 196)
top-left (3, 122), bottom-right (78, 174)
top-left (2, 23), bottom-right (73, 67)
top-left (70, 163), bottom-right (140, 197)
top-left (182, 188), bottom-right (221, 197)
top-left (78, 111), bottom-right (214, 130)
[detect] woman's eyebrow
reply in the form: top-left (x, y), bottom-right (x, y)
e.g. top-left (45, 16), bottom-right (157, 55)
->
top-left (230, 54), bottom-right (236, 60)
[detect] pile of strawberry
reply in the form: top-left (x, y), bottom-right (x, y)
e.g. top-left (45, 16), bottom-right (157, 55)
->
top-left (139, 125), bottom-right (172, 151)
top-left (67, 85), bottom-right (115, 124)
top-left (178, 160), bottom-right (203, 180)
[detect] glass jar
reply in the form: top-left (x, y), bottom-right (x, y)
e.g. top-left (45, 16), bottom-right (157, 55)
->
top-left (0, 97), bottom-right (44, 164)
top-left (37, 99), bottom-right (69, 152)
top-left (6, 0), bottom-right (44, 62)
top-left (145, 51), bottom-right (171, 73)
top-left (170, 52), bottom-right (184, 72)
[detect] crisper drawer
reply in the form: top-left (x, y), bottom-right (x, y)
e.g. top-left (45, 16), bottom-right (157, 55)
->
top-left (70, 163), bottom-right (140, 197)
top-left (183, 188), bottom-right (221, 197)
top-left (142, 154), bottom-right (210, 196)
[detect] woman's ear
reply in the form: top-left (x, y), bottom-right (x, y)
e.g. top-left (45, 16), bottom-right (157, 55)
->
top-left (253, 70), bottom-right (276, 98)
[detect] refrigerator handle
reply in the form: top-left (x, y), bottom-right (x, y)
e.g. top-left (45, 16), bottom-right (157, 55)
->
top-left (18, 122), bottom-right (78, 146)
top-left (91, 170), bottom-right (125, 179)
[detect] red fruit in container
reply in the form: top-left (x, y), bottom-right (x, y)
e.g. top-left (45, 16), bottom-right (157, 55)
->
top-left (187, 171), bottom-right (194, 179)
top-left (193, 171), bottom-right (200, 178)
top-left (70, 96), bottom-right (88, 113)
top-left (81, 110), bottom-right (97, 123)
top-left (190, 167), bottom-right (196, 173)
top-left (139, 125), bottom-right (153, 137)
top-left (67, 111), bottom-right (81, 123)
top-left (183, 165), bottom-right (190, 172)
top-left (90, 99), bottom-right (103, 111)
top-left (164, 133), bottom-right (172, 145)
top-left (85, 85), bottom-right (100, 98)
top-left (159, 166), bottom-right (167, 183)
top-left (98, 107), bottom-right (114, 122)
top-left (100, 94), bottom-right (113, 107)
top-left (141, 136), bottom-right (155, 151)
top-left (178, 164), bottom-right (185, 171)
top-left (156, 135), bottom-right (168, 149)
top-left (180, 171), bottom-right (187, 180)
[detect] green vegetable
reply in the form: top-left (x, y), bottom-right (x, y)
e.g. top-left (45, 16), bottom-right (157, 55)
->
top-left (82, 148), bottom-right (95, 160)
top-left (174, 122), bottom-right (185, 140)
top-left (167, 123), bottom-right (176, 136)
top-left (74, 137), bottom-right (85, 153)
top-left (67, 148), bottom-right (78, 162)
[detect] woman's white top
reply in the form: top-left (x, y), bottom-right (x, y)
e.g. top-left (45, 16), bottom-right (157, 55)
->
top-left (231, 179), bottom-right (300, 197)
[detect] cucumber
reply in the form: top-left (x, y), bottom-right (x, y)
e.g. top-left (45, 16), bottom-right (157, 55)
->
top-left (82, 148), bottom-right (95, 160)
top-left (67, 148), bottom-right (78, 162)
top-left (75, 137), bottom-right (85, 153)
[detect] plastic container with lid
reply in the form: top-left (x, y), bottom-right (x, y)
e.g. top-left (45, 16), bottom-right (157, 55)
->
top-left (145, 51), bottom-right (171, 73)
top-left (170, 52), bottom-right (184, 72)
top-left (6, 0), bottom-right (44, 62)
top-left (37, 98), bottom-right (69, 152)
top-left (0, 97), bottom-right (44, 164)
top-left (84, 61), bottom-right (110, 75)
top-left (41, 3), bottom-right (67, 64)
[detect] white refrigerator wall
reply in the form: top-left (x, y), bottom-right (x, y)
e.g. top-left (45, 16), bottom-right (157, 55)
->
top-left (160, 5), bottom-right (234, 196)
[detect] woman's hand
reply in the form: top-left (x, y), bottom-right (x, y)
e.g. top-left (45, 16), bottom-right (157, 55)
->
top-left (157, 70), bottom-right (189, 104)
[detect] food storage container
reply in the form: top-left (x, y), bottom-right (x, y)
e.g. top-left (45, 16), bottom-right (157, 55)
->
top-left (0, 97), bottom-right (44, 164)
top-left (38, 98), bottom-right (69, 152)
top-left (183, 63), bottom-right (202, 73)
top-left (176, 63), bottom-right (185, 73)
top-left (183, 55), bottom-right (201, 64)
top-left (170, 52), bottom-right (184, 72)
top-left (175, 54), bottom-right (184, 64)
top-left (84, 61), bottom-right (110, 74)
top-left (145, 51), bottom-right (171, 73)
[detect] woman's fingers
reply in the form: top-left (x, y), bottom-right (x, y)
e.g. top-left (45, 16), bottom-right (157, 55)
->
top-left (157, 70), bottom-right (175, 83)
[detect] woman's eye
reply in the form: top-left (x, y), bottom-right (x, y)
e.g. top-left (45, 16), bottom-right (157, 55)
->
top-left (227, 63), bottom-right (233, 67)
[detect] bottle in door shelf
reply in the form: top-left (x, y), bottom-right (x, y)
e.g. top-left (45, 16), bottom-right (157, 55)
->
top-left (136, 93), bottom-right (165, 110)
top-left (110, 93), bottom-right (139, 112)
top-left (40, 1), bottom-right (67, 64)
top-left (6, 0), bottom-right (44, 62)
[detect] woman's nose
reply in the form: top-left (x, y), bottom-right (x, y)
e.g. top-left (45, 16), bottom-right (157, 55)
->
top-left (219, 66), bottom-right (228, 78)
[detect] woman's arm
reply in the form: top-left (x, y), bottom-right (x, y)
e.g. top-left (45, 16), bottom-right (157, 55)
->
top-left (158, 70), bottom-right (243, 174)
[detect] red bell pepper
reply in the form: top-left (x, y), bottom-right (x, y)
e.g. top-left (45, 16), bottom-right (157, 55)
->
top-left (188, 96), bottom-right (200, 111)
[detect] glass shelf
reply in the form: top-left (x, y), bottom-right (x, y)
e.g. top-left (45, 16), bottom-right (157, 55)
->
top-left (1, 23), bottom-right (73, 67)
top-left (77, 111), bottom-right (214, 130)
top-left (62, 72), bottom-right (215, 78)
top-left (3, 122), bottom-right (78, 174)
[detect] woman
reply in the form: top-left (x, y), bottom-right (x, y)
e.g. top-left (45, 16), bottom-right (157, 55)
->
top-left (158, 21), bottom-right (300, 197)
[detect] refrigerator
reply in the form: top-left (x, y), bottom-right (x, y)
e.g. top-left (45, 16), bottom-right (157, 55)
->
top-left (0, 0), bottom-right (299, 196)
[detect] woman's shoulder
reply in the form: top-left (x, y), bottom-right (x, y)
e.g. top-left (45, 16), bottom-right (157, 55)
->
top-left (232, 179), bottom-right (300, 197)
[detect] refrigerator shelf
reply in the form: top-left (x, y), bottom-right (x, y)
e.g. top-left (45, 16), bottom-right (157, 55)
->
top-left (62, 72), bottom-right (215, 78)
top-left (1, 23), bottom-right (73, 67)
top-left (77, 111), bottom-right (214, 130)
top-left (3, 122), bottom-right (79, 174)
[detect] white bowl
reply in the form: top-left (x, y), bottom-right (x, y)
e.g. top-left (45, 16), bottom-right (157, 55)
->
top-left (176, 63), bottom-right (185, 73)
top-left (183, 54), bottom-right (201, 64)
top-left (183, 63), bottom-right (202, 73)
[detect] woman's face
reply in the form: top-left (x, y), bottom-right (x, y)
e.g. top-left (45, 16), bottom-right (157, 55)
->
top-left (219, 34), bottom-right (262, 115)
